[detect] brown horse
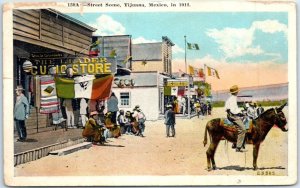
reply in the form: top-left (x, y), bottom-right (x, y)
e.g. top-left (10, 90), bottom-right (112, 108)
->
top-left (203, 103), bottom-right (288, 171)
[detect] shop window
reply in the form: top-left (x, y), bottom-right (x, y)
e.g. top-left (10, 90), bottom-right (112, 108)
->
top-left (120, 92), bottom-right (130, 107)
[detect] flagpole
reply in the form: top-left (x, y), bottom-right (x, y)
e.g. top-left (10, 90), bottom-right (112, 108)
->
top-left (184, 35), bottom-right (187, 73)
top-left (204, 64), bottom-right (206, 83)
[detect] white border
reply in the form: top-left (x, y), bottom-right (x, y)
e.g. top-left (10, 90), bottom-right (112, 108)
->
top-left (3, 0), bottom-right (297, 186)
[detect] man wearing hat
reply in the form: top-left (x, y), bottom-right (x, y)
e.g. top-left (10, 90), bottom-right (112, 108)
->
top-left (82, 111), bottom-right (104, 144)
top-left (164, 104), bottom-right (176, 137)
top-left (225, 85), bottom-right (247, 152)
top-left (247, 101), bottom-right (258, 120)
top-left (14, 85), bottom-right (30, 142)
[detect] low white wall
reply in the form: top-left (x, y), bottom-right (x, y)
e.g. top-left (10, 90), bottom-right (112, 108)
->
top-left (113, 87), bottom-right (159, 121)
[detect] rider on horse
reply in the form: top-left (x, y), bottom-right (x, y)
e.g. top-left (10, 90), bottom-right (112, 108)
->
top-left (225, 85), bottom-right (247, 152)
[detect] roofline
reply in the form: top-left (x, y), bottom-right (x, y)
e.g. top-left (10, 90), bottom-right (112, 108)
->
top-left (132, 59), bottom-right (162, 61)
top-left (131, 71), bottom-right (159, 73)
top-left (132, 42), bottom-right (162, 45)
top-left (47, 9), bottom-right (97, 32)
top-left (93, 35), bottom-right (132, 38)
top-left (112, 85), bottom-right (158, 88)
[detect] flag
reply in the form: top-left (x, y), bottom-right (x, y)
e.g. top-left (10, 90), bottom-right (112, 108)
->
top-left (187, 43), bottom-right (200, 50)
top-left (188, 65), bottom-right (195, 75)
top-left (55, 77), bottom-right (75, 98)
top-left (164, 86), bottom-right (171, 96)
top-left (207, 66), bottom-right (220, 79)
top-left (74, 75), bottom-right (95, 98)
top-left (109, 49), bottom-right (117, 57)
top-left (89, 40), bottom-right (101, 56)
top-left (91, 75), bottom-right (113, 100)
top-left (198, 68), bottom-right (204, 78)
top-left (55, 75), bottom-right (113, 99)
top-left (122, 55), bottom-right (132, 64)
top-left (171, 87), bottom-right (178, 96)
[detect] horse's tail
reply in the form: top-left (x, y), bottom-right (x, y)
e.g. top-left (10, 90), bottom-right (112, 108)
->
top-left (203, 123), bottom-right (209, 147)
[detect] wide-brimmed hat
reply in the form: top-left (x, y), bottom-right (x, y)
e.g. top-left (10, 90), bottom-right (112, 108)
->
top-left (166, 104), bottom-right (172, 108)
top-left (125, 111), bottom-right (131, 116)
top-left (90, 111), bottom-right (99, 116)
top-left (15, 85), bottom-right (24, 91)
top-left (133, 105), bottom-right (140, 109)
top-left (229, 85), bottom-right (239, 94)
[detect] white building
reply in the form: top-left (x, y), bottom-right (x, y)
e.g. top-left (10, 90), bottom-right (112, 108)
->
top-left (112, 71), bottom-right (168, 120)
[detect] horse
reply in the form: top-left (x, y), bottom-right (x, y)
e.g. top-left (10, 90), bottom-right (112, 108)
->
top-left (203, 103), bottom-right (288, 171)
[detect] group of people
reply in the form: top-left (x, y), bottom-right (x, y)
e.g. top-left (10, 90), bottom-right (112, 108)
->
top-left (194, 100), bottom-right (212, 118)
top-left (243, 101), bottom-right (264, 119)
top-left (82, 92), bottom-right (147, 145)
top-left (170, 96), bottom-right (212, 117)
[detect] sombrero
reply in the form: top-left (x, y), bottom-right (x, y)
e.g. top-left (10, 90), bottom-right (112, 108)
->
top-left (90, 111), bottom-right (99, 116)
top-left (229, 85), bottom-right (240, 94)
top-left (166, 104), bottom-right (172, 108)
top-left (15, 85), bottom-right (25, 91)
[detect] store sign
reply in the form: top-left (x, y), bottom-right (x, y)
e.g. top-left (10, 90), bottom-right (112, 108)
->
top-left (166, 80), bottom-right (188, 87)
top-left (27, 53), bottom-right (117, 75)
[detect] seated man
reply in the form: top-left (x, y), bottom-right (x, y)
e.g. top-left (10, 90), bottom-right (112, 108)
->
top-left (82, 111), bottom-right (104, 145)
top-left (225, 85), bottom-right (247, 152)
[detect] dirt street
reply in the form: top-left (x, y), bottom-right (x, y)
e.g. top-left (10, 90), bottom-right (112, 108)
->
top-left (15, 107), bottom-right (288, 177)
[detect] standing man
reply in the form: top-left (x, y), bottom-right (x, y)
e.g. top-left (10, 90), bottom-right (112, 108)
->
top-left (181, 96), bottom-right (186, 115)
top-left (80, 98), bottom-right (88, 128)
top-left (63, 99), bottom-right (75, 129)
top-left (164, 104), bottom-right (176, 137)
top-left (225, 85), bottom-right (247, 152)
top-left (107, 92), bottom-right (119, 124)
top-left (14, 85), bottom-right (30, 142)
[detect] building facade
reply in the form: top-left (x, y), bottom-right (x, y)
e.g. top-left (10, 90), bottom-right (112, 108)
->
top-left (132, 36), bottom-right (174, 75)
top-left (13, 9), bottom-right (96, 129)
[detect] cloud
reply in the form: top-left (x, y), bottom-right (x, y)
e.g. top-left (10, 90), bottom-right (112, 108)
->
top-left (172, 55), bottom-right (287, 91)
top-left (172, 44), bottom-right (184, 54)
top-left (252, 19), bottom-right (287, 34)
top-left (206, 19), bottom-right (287, 59)
top-left (132, 37), bottom-right (158, 44)
top-left (90, 15), bottom-right (126, 36)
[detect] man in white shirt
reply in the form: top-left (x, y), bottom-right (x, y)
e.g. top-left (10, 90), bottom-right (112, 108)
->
top-left (225, 85), bottom-right (247, 152)
top-left (247, 102), bottom-right (258, 119)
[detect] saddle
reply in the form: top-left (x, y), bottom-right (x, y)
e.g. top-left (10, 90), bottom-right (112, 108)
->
top-left (220, 118), bottom-right (253, 133)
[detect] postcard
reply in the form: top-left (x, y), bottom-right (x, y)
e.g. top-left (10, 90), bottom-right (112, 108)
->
top-left (3, 0), bottom-right (297, 186)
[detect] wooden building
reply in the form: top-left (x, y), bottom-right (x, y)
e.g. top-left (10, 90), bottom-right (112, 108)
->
top-left (13, 9), bottom-right (96, 132)
top-left (131, 36), bottom-right (174, 75)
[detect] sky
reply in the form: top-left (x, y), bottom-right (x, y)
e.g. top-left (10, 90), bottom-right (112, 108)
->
top-left (67, 12), bottom-right (288, 91)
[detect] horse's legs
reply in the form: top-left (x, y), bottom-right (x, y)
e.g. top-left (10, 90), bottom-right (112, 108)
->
top-left (206, 142), bottom-right (214, 171)
top-left (210, 137), bottom-right (221, 170)
top-left (206, 137), bottom-right (221, 170)
top-left (253, 143), bottom-right (261, 170)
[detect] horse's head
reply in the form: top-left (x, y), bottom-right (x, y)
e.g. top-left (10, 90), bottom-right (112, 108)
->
top-left (274, 103), bottom-right (288, 132)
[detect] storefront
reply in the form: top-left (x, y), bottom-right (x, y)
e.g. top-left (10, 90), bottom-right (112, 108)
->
top-left (13, 9), bottom-right (97, 129)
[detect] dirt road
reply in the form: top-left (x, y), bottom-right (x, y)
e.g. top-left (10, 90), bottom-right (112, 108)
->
top-left (15, 107), bottom-right (288, 177)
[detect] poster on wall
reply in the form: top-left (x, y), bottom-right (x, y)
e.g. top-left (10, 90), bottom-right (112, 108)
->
top-left (2, 0), bottom-right (297, 186)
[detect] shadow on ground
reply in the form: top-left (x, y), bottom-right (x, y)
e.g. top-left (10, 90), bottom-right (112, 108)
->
top-left (23, 139), bottom-right (38, 143)
top-left (217, 165), bottom-right (286, 171)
